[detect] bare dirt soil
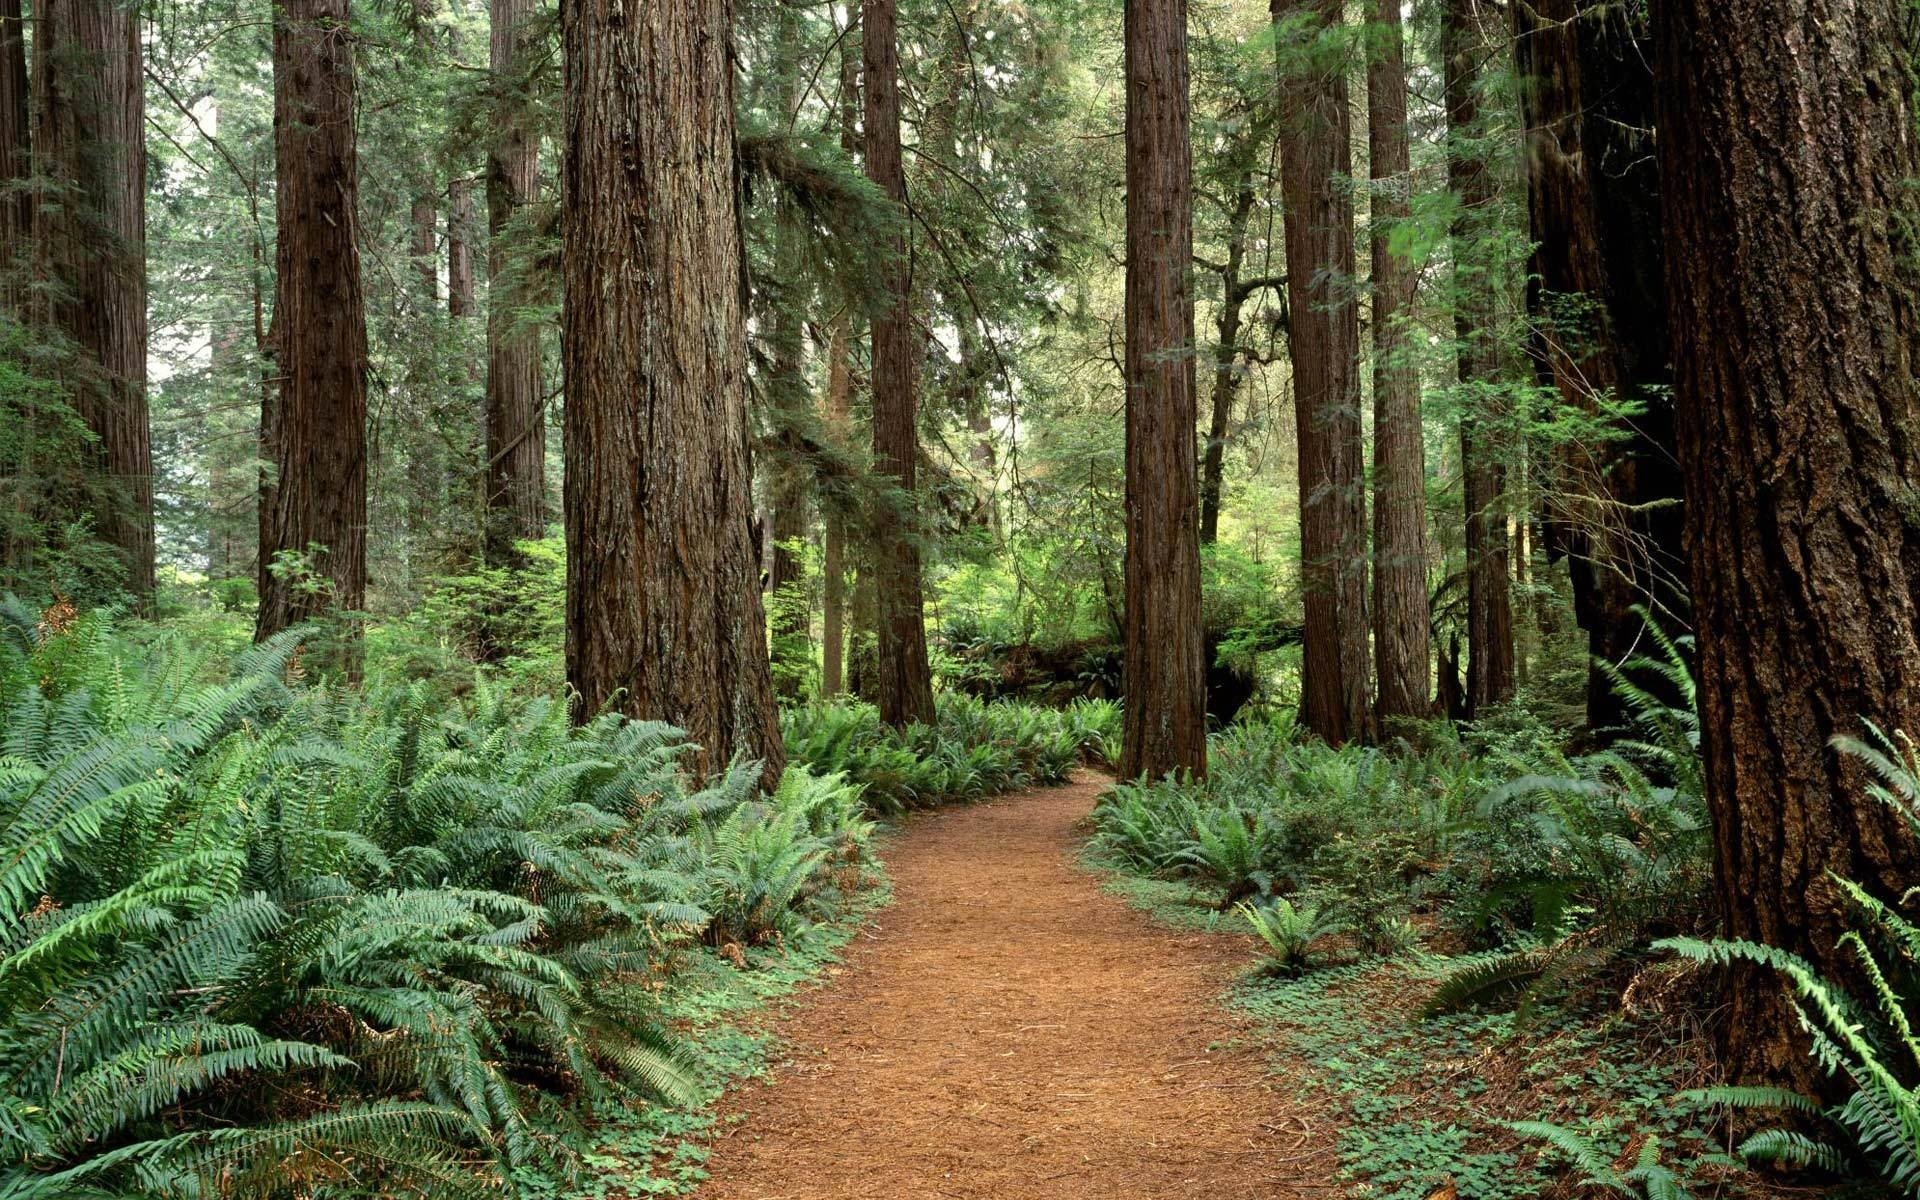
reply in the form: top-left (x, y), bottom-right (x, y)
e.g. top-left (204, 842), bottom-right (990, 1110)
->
top-left (691, 772), bottom-right (1334, 1199)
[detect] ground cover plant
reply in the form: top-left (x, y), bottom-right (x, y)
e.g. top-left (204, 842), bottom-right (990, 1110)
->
top-left (1080, 648), bottom-right (1889, 1198)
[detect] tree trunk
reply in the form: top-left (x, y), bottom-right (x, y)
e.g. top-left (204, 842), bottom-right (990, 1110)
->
top-left (1120, 0), bottom-right (1207, 780)
top-left (863, 0), bottom-right (936, 729)
top-left (0, 0), bottom-right (26, 293)
top-left (1199, 182), bottom-right (1254, 548)
top-left (819, 34), bottom-right (859, 699)
top-left (1367, 0), bottom-right (1430, 727)
top-left (448, 176), bottom-right (474, 317)
top-left (483, 0), bottom-right (545, 564)
top-left (765, 277), bottom-right (813, 700)
top-left (257, 0), bottom-right (369, 647)
top-left (561, 0), bottom-right (785, 784)
top-left (1516, 0), bottom-right (1686, 737)
top-left (1277, 0), bottom-right (1369, 745)
top-left (410, 194), bottom-right (437, 301)
top-left (821, 313), bottom-right (853, 697)
top-left (1653, 0), bottom-right (1920, 1092)
top-left (33, 0), bottom-right (153, 601)
top-left (1442, 0), bottom-right (1512, 718)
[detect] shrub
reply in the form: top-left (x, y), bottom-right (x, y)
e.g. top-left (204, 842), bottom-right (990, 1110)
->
top-left (0, 601), bottom-right (871, 1198)
top-left (783, 693), bottom-right (1095, 812)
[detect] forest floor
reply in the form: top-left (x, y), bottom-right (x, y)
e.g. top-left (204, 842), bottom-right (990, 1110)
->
top-left (685, 772), bottom-right (1336, 1199)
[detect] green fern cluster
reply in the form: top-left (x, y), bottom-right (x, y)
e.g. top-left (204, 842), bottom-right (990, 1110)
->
top-left (1425, 630), bottom-right (1709, 1015)
top-left (1655, 725), bottom-right (1920, 1195)
top-left (781, 692), bottom-right (1099, 812)
top-left (0, 601), bottom-right (873, 1198)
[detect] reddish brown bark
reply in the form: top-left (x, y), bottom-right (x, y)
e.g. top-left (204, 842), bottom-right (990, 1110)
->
top-left (1516, 0), bottom-right (1685, 736)
top-left (821, 313), bottom-right (853, 698)
top-left (1277, 0), bottom-right (1369, 745)
top-left (864, 0), bottom-right (935, 729)
top-left (561, 0), bottom-right (784, 783)
top-left (1442, 0), bottom-right (1512, 718)
top-left (410, 194), bottom-right (436, 300)
top-left (0, 0), bottom-right (26, 290)
top-left (257, 0), bottom-right (369, 645)
top-left (483, 0), bottom-right (545, 564)
top-left (1367, 0), bottom-right (1430, 726)
top-left (1654, 0), bottom-right (1920, 1090)
top-left (1121, 0), bottom-right (1207, 780)
top-left (448, 176), bottom-right (475, 318)
top-left (33, 0), bottom-right (153, 600)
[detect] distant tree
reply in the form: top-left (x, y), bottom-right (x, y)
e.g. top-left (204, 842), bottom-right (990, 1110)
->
top-left (1515, 0), bottom-right (1685, 736)
top-left (1277, 0), bottom-right (1369, 744)
top-left (257, 0), bottom-right (368, 643)
top-left (1121, 0), bottom-right (1207, 780)
top-left (33, 0), bottom-right (153, 601)
top-left (561, 0), bottom-right (784, 783)
top-left (863, 0), bottom-right (935, 729)
top-left (1193, 98), bottom-right (1282, 549)
top-left (1654, 0), bottom-right (1920, 1091)
top-left (0, 0), bottom-right (25, 289)
top-left (820, 24), bottom-right (860, 700)
top-left (1441, 0), bottom-right (1512, 717)
top-left (1366, 0), bottom-right (1430, 726)
top-left (447, 176), bottom-right (474, 317)
top-left (482, 0), bottom-right (545, 564)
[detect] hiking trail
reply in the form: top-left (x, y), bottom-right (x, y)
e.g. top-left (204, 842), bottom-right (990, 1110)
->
top-left (689, 772), bottom-right (1333, 1199)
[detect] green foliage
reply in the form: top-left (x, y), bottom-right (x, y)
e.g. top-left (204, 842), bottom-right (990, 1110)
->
top-left (782, 693), bottom-right (1097, 814)
top-left (1653, 727), bottom-right (1920, 1195)
top-left (0, 605), bottom-right (875, 1198)
top-left (1237, 895), bottom-right (1349, 976)
top-left (1508, 1122), bottom-right (1695, 1200)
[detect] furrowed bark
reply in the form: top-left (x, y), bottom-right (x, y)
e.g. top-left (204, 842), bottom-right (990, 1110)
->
top-left (561, 0), bottom-right (785, 782)
top-left (1121, 0), bottom-right (1208, 779)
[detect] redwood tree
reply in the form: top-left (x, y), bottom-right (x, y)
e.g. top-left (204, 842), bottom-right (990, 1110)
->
top-left (34, 0), bottom-right (153, 599)
top-left (1654, 0), bottom-right (1920, 1088)
top-left (819, 28), bottom-right (860, 699)
top-left (483, 0), bottom-right (545, 563)
top-left (1276, 0), bottom-right (1369, 744)
top-left (1120, 0), bottom-right (1207, 780)
top-left (0, 0), bottom-right (25, 289)
top-left (1367, 0), bottom-right (1430, 725)
top-left (561, 0), bottom-right (785, 782)
top-left (1442, 0), bottom-right (1513, 717)
top-left (257, 0), bottom-right (369, 642)
top-left (1516, 0), bottom-right (1685, 735)
top-left (864, 0), bottom-right (935, 729)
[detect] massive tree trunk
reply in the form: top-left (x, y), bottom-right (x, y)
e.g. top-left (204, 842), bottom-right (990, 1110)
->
top-left (863, 0), bottom-right (935, 729)
top-left (1367, 0), bottom-right (1430, 726)
top-left (483, 0), bottom-right (545, 563)
top-left (33, 0), bottom-right (153, 600)
top-left (1654, 0), bottom-right (1920, 1091)
top-left (1442, 0), bottom-right (1513, 718)
top-left (1276, 0), bottom-right (1369, 745)
top-left (561, 0), bottom-right (785, 783)
top-left (1517, 0), bottom-right (1685, 736)
top-left (1120, 0), bottom-right (1207, 780)
top-left (257, 0), bottom-right (369, 644)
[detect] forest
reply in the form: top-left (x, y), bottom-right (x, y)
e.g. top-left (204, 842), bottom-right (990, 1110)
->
top-left (0, 0), bottom-right (1916, 1195)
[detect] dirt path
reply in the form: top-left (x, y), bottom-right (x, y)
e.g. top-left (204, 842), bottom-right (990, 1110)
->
top-left (691, 773), bottom-right (1332, 1199)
